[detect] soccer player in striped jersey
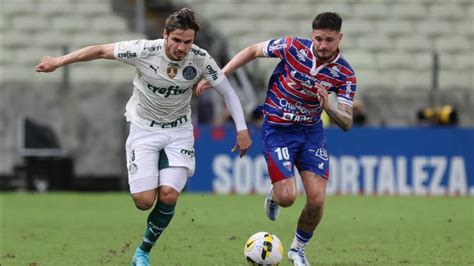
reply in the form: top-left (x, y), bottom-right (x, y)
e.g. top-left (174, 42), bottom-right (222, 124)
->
top-left (198, 12), bottom-right (356, 266)
top-left (36, 8), bottom-right (251, 266)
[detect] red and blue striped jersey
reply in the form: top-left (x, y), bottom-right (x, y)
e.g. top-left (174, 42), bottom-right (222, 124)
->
top-left (262, 37), bottom-right (357, 126)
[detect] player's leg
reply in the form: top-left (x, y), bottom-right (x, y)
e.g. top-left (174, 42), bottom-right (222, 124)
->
top-left (127, 124), bottom-right (162, 210)
top-left (128, 147), bottom-right (160, 211)
top-left (134, 125), bottom-right (194, 258)
top-left (298, 171), bottom-right (327, 234)
top-left (127, 143), bottom-right (160, 211)
top-left (126, 124), bottom-right (163, 266)
top-left (262, 124), bottom-right (302, 220)
top-left (264, 178), bottom-right (297, 221)
top-left (288, 171), bottom-right (327, 265)
top-left (128, 170), bottom-right (159, 265)
top-left (131, 189), bottom-right (158, 210)
top-left (288, 125), bottom-right (329, 265)
top-left (130, 190), bottom-right (157, 266)
top-left (270, 178), bottom-right (297, 207)
top-left (137, 166), bottom-right (188, 254)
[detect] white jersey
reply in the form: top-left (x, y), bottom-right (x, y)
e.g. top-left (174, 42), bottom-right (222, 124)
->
top-left (114, 39), bottom-right (225, 129)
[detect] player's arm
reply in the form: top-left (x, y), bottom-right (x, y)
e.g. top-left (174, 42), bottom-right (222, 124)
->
top-left (195, 42), bottom-right (267, 95)
top-left (221, 42), bottom-right (266, 75)
top-left (35, 43), bottom-right (116, 73)
top-left (317, 86), bottom-right (353, 131)
top-left (214, 77), bottom-right (252, 157)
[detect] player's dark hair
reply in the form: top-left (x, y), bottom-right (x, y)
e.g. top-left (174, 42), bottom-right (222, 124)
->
top-left (164, 7), bottom-right (200, 34)
top-left (312, 12), bottom-right (342, 32)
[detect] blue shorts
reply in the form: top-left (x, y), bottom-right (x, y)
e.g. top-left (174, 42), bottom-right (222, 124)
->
top-left (262, 122), bottom-right (329, 183)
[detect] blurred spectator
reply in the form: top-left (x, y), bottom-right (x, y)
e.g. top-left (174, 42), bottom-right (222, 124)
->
top-left (250, 105), bottom-right (264, 127)
top-left (323, 99), bottom-right (367, 127)
top-left (353, 100), bottom-right (367, 126)
top-left (196, 91), bottom-right (214, 124)
top-left (417, 105), bottom-right (459, 126)
top-left (321, 111), bottom-right (331, 128)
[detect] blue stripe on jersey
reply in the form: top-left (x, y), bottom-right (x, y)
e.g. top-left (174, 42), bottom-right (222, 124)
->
top-left (287, 45), bottom-right (313, 69)
top-left (263, 105), bottom-right (284, 117)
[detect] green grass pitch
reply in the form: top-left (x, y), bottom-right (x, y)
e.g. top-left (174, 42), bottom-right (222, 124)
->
top-left (1, 193), bottom-right (473, 265)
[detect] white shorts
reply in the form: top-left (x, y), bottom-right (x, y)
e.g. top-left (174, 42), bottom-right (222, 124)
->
top-left (125, 123), bottom-right (195, 194)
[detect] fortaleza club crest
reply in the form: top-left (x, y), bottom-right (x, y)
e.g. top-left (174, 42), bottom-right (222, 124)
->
top-left (167, 63), bottom-right (179, 79)
top-left (283, 161), bottom-right (292, 171)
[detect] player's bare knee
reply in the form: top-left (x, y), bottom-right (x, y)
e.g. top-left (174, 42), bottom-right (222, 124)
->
top-left (276, 193), bottom-right (296, 207)
top-left (159, 194), bottom-right (178, 205)
top-left (273, 182), bottom-right (297, 207)
top-left (158, 187), bottom-right (179, 205)
top-left (133, 198), bottom-right (154, 210)
top-left (131, 188), bottom-right (158, 210)
top-left (279, 199), bottom-right (295, 208)
top-left (307, 194), bottom-right (325, 208)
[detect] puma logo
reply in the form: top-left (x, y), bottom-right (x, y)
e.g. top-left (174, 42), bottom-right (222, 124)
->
top-left (149, 64), bottom-right (159, 74)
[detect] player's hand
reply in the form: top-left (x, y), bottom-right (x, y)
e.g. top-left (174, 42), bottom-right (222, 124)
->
top-left (316, 84), bottom-right (330, 111)
top-left (194, 79), bottom-right (211, 96)
top-left (35, 56), bottom-right (61, 73)
top-left (232, 129), bottom-right (252, 158)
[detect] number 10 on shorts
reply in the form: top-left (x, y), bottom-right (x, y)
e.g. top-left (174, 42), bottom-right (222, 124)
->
top-left (275, 147), bottom-right (289, 161)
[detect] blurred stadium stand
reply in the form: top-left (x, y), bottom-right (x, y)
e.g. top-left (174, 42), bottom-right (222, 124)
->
top-left (1, 0), bottom-right (145, 189)
top-left (182, 0), bottom-right (474, 126)
top-left (0, 0), bottom-right (473, 190)
top-left (13, 116), bottom-right (74, 191)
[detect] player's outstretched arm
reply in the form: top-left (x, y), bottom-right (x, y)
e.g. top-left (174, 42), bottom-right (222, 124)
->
top-left (195, 42), bottom-right (266, 96)
top-left (35, 43), bottom-right (116, 73)
top-left (222, 42), bottom-right (266, 76)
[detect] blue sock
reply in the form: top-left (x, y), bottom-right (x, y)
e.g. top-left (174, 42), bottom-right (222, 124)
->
top-left (291, 228), bottom-right (313, 250)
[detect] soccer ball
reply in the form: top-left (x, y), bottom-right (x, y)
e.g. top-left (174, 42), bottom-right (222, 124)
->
top-left (244, 232), bottom-right (284, 265)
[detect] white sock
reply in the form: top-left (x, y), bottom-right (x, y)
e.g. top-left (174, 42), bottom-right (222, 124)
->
top-left (290, 229), bottom-right (312, 250)
top-left (290, 237), bottom-right (306, 250)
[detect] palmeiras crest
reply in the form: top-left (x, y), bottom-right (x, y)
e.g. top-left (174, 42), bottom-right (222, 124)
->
top-left (182, 65), bottom-right (197, 80)
top-left (167, 63), bottom-right (179, 79)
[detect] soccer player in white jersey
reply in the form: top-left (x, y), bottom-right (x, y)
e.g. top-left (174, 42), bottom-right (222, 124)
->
top-left (36, 8), bottom-right (252, 266)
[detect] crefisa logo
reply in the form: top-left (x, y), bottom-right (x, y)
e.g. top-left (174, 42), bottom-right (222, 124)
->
top-left (118, 51), bottom-right (137, 59)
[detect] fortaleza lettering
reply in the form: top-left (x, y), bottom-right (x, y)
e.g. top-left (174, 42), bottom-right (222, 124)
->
top-left (147, 84), bottom-right (190, 97)
top-left (118, 51), bottom-right (137, 59)
top-left (327, 155), bottom-right (469, 196)
top-left (211, 154), bottom-right (472, 196)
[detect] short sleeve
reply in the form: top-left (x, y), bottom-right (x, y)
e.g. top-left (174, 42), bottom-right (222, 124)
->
top-left (336, 75), bottom-right (357, 107)
top-left (262, 37), bottom-right (292, 59)
top-left (114, 39), bottom-right (146, 66)
top-left (202, 53), bottom-right (225, 87)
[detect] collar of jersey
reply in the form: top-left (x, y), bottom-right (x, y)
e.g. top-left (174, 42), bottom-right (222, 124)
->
top-left (310, 44), bottom-right (340, 75)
